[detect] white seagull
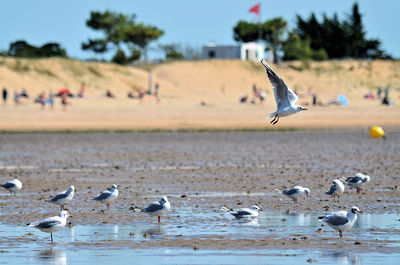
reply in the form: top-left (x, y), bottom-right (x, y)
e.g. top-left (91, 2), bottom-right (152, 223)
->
top-left (260, 59), bottom-right (307, 125)
top-left (345, 173), bottom-right (370, 195)
top-left (1, 179), bottom-right (22, 195)
top-left (320, 206), bottom-right (363, 238)
top-left (27, 210), bottom-right (71, 243)
top-left (221, 205), bottom-right (260, 219)
top-left (325, 179), bottom-right (345, 202)
top-left (283, 186), bottom-right (310, 203)
top-left (92, 184), bottom-right (119, 210)
top-left (46, 185), bottom-right (75, 210)
top-left (140, 196), bottom-right (171, 224)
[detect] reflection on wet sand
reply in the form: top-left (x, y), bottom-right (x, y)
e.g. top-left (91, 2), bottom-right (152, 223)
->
top-left (33, 249), bottom-right (67, 265)
top-left (143, 226), bottom-right (165, 237)
top-left (324, 251), bottom-right (360, 265)
top-left (237, 218), bottom-right (259, 227)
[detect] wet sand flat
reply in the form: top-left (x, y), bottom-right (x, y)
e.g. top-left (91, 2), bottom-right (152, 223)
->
top-left (0, 131), bottom-right (400, 255)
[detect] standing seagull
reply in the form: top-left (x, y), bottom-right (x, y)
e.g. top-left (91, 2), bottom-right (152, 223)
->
top-left (27, 210), bottom-right (70, 243)
top-left (320, 206), bottom-right (363, 238)
top-left (92, 184), bottom-right (119, 210)
top-left (46, 185), bottom-right (75, 210)
top-left (221, 205), bottom-right (260, 219)
top-left (283, 186), bottom-right (310, 203)
top-left (345, 173), bottom-right (370, 195)
top-left (325, 179), bottom-right (345, 202)
top-left (1, 179), bottom-right (22, 195)
top-left (260, 59), bottom-right (307, 125)
top-left (141, 196), bottom-right (171, 224)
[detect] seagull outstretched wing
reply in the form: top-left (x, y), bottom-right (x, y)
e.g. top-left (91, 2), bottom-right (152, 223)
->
top-left (260, 59), bottom-right (298, 108)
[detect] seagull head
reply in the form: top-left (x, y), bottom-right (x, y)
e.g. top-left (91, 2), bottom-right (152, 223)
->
top-left (332, 179), bottom-right (342, 186)
top-left (350, 206), bottom-right (363, 214)
top-left (69, 185), bottom-right (75, 192)
top-left (160, 196), bottom-right (168, 204)
top-left (59, 210), bottom-right (70, 219)
top-left (304, 188), bottom-right (310, 197)
top-left (111, 184), bottom-right (118, 190)
top-left (364, 175), bottom-right (371, 182)
top-left (251, 205), bottom-right (261, 211)
top-left (296, 105), bottom-right (307, 112)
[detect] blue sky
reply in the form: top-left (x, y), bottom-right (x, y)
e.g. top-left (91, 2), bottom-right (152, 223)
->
top-left (0, 0), bottom-right (399, 60)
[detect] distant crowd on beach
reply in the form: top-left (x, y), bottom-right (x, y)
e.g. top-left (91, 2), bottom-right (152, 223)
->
top-left (238, 83), bottom-right (396, 107)
top-left (1, 82), bottom-right (162, 111)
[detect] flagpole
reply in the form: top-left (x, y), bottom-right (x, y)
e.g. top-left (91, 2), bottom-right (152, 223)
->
top-left (258, 2), bottom-right (262, 42)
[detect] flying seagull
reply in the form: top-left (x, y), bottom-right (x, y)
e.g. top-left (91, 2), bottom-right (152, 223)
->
top-left (46, 185), bottom-right (75, 210)
top-left (140, 196), bottom-right (171, 224)
top-left (260, 59), bottom-right (307, 125)
top-left (283, 186), bottom-right (310, 203)
top-left (221, 205), bottom-right (260, 219)
top-left (27, 210), bottom-right (70, 243)
top-left (1, 179), bottom-right (22, 195)
top-left (320, 206), bottom-right (363, 238)
top-left (91, 184), bottom-right (119, 210)
top-left (325, 179), bottom-right (345, 202)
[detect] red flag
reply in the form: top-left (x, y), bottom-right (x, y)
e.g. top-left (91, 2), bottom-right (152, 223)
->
top-left (249, 3), bottom-right (260, 15)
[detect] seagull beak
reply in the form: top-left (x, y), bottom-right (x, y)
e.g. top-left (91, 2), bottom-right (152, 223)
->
top-left (303, 108), bottom-right (308, 111)
top-left (358, 210), bottom-right (363, 214)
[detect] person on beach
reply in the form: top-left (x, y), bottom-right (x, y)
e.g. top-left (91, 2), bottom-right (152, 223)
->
top-left (2, 87), bottom-right (8, 106)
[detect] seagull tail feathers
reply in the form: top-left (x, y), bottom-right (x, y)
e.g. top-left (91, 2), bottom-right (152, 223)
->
top-left (220, 205), bottom-right (231, 212)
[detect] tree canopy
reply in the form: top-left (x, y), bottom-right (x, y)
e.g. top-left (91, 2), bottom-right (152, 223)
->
top-left (294, 3), bottom-right (389, 59)
top-left (8, 40), bottom-right (67, 58)
top-left (233, 2), bottom-right (390, 62)
top-left (82, 10), bottom-right (163, 64)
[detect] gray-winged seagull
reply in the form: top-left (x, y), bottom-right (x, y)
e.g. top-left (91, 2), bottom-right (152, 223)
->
top-left (141, 196), bottom-right (171, 224)
top-left (283, 186), bottom-right (310, 203)
top-left (345, 173), bottom-right (370, 195)
top-left (320, 206), bottom-right (363, 238)
top-left (92, 184), bottom-right (119, 210)
top-left (325, 179), bottom-right (345, 202)
top-left (46, 185), bottom-right (75, 210)
top-left (1, 179), bottom-right (22, 195)
top-left (27, 210), bottom-right (70, 243)
top-left (221, 205), bottom-right (260, 219)
top-left (260, 59), bottom-right (307, 125)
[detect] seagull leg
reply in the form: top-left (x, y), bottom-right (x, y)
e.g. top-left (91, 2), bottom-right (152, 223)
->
top-left (158, 216), bottom-right (161, 224)
top-left (272, 116), bottom-right (279, 125)
top-left (107, 202), bottom-right (111, 210)
top-left (270, 115), bottom-right (278, 124)
top-left (339, 230), bottom-right (343, 238)
top-left (60, 205), bottom-right (63, 211)
top-left (51, 233), bottom-right (53, 243)
top-left (356, 187), bottom-right (361, 195)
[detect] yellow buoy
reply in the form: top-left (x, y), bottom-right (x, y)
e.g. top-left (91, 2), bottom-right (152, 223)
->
top-left (370, 126), bottom-right (386, 139)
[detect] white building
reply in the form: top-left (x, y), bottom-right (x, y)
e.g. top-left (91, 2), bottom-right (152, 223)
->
top-left (202, 42), bottom-right (265, 61)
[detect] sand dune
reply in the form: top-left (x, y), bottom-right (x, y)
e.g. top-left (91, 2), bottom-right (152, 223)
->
top-left (0, 57), bottom-right (399, 131)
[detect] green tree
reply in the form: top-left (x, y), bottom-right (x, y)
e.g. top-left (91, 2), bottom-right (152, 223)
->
top-left (82, 10), bottom-right (163, 64)
top-left (282, 32), bottom-right (312, 60)
top-left (294, 2), bottom-right (390, 59)
top-left (263, 17), bottom-right (288, 64)
top-left (159, 44), bottom-right (184, 60)
top-left (233, 21), bottom-right (259, 42)
top-left (8, 40), bottom-right (67, 58)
